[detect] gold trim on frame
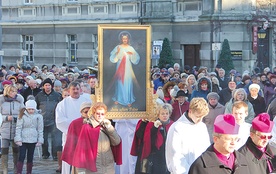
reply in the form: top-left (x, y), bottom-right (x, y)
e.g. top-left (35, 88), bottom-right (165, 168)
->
top-left (97, 24), bottom-right (156, 119)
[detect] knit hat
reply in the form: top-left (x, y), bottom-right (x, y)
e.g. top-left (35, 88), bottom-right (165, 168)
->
top-left (42, 78), bottom-right (53, 87)
top-left (2, 80), bottom-right (12, 86)
top-left (252, 113), bottom-right (273, 133)
top-left (47, 74), bottom-right (55, 81)
top-left (54, 80), bottom-right (62, 87)
top-left (207, 92), bottom-right (220, 100)
top-left (214, 114), bottom-right (240, 134)
top-left (80, 102), bottom-right (92, 112)
top-left (36, 79), bottom-right (42, 85)
top-left (25, 100), bottom-right (37, 110)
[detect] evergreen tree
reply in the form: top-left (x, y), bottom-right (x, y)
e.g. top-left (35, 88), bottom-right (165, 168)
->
top-left (218, 39), bottom-right (234, 74)
top-left (158, 38), bottom-right (174, 68)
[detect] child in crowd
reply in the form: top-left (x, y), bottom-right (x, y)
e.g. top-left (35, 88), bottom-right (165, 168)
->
top-left (14, 100), bottom-right (44, 174)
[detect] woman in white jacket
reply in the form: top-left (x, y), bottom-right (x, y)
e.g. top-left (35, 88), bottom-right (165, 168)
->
top-left (14, 100), bottom-right (44, 174)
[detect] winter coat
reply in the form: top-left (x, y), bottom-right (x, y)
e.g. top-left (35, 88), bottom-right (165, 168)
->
top-left (35, 90), bottom-right (62, 127)
top-left (14, 110), bottom-right (44, 143)
top-left (247, 94), bottom-right (265, 116)
top-left (239, 137), bottom-right (276, 174)
top-left (62, 117), bottom-right (121, 174)
top-left (203, 103), bottom-right (225, 143)
top-left (190, 77), bottom-right (212, 101)
top-left (218, 76), bottom-right (229, 89)
top-left (218, 87), bottom-right (233, 106)
top-left (264, 82), bottom-right (276, 106)
top-left (21, 87), bottom-right (41, 102)
top-left (188, 145), bottom-right (250, 174)
top-left (267, 97), bottom-right (276, 120)
top-left (166, 114), bottom-right (210, 174)
top-left (224, 99), bottom-right (255, 124)
top-left (171, 100), bottom-right (189, 122)
top-left (0, 94), bottom-right (24, 140)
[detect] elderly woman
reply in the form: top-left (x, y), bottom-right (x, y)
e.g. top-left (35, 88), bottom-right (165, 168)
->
top-left (247, 84), bottom-right (265, 116)
top-left (131, 103), bottom-right (174, 174)
top-left (62, 102), bottom-right (122, 174)
top-left (0, 85), bottom-right (25, 173)
top-left (224, 88), bottom-right (255, 123)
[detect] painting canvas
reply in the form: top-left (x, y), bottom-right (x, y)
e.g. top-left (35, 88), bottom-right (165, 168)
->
top-left (97, 25), bottom-right (154, 119)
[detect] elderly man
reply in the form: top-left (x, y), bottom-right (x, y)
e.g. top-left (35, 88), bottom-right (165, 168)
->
top-left (166, 98), bottom-right (210, 174)
top-left (218, 77), bottom-right (237, 105)
top-left (21, 79), bottom-right (41, 102)
top-left (239, 113), bottom-right (276, 174)
top-left (217, 68), bottom-right (229, 89)
top-left (203, 92), bottom-right (225, 143)
top-left (189, 114), bottom-right (250, 174)
top-left (55, 81), bottom-right (91, 174)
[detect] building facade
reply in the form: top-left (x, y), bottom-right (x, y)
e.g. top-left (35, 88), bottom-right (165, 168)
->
top-left (1, 0), bottom-right (276, 72)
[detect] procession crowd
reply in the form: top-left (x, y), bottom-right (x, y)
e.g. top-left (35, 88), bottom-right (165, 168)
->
top-left (0, 62), bottom-right (276, 174)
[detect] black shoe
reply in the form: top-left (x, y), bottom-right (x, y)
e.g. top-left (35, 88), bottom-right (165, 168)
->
top-left (53, 156), bottom-right (58, 161)
top-left (42, 155), bottom-right (49, 159)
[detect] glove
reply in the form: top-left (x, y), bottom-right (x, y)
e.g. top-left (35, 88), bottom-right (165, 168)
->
top-left (154, 120), bottom-right (162, 128)
top-left (36, 142), bottom-right (42, 147)
top-left (15, 141), bottom-right (22, 146)
top-left (102, 119), bottom-right (111, 129)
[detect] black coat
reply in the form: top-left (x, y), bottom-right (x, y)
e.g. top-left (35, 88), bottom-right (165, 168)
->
top-left (189, 145), bottom-right (250, 174)
top-left (218, 77), bottom-right (229, 89)
top-left (218, 87), bottom-right (233, 106)
top-left (239, 137), bottom-right (276, 174)
top-left (247, 94), bottom-right (265, 116)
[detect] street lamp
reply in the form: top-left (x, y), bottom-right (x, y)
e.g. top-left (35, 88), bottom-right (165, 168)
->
top-left (257, 28), bottom-right (267, 70)
top-left (257, 28), bottom-right (266, 39)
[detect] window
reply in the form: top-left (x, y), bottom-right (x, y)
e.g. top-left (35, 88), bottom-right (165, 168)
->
top-left (117, 3), bottom-right (137, 13)
top-left (18, 8), bottom-right (36, 17)
top-left (67, 0), bottom-right (78, 2)
top-left (89, 5), bottom-right (108, 14)
top-left (62, 6), bottom-right (81, 15)
top-left (22, 35), bottom-right (34, 62)
top-left (177, 1), bottom-right (202, 14)
top-left (24, 0), bottom-right (33, 4)
top-left (67, 35), bottom-right (78, 63)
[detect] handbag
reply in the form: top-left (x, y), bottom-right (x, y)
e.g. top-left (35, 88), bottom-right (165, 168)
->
top-left (140, 154), bottom-right (153, 174)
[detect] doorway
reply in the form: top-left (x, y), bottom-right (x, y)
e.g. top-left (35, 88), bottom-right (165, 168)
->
top-left (184, 45), bottom-right (200, 68)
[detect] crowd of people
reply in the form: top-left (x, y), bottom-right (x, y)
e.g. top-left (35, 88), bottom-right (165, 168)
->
top-left (0, 62), bottom-right (276, 174)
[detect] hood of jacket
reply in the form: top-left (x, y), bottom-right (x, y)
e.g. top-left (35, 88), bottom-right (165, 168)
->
top-left (196, 77), bottom-right (212, 93)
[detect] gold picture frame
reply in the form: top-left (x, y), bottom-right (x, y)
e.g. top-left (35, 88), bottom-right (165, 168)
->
top-left (96, 24), bottom-right (156, 119)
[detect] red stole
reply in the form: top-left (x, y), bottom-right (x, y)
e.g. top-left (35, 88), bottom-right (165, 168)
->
top-left (130, 119), bottom-right (143, 156)
top-left (141, 120), bottom-right (173, 159)
top-left (62, 118), bottom-right (122, 172)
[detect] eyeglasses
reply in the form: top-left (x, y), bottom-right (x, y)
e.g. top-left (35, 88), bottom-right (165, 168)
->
top-left (54, 74), bottom-right (59, 76)
top-left (219, 136), bottom-right (240, 143)
top-left (255, 133), bottom-right (272, 140)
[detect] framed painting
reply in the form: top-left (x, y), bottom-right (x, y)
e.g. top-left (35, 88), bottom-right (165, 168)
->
top-left (96, 24), bottom-right (156, 119)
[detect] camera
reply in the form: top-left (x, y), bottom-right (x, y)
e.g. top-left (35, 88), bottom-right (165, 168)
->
top-left (13, 117), bottom-right (17, 123)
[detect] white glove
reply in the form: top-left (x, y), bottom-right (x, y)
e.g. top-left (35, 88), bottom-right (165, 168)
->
top-left (154, 120), bottom-right (162, 128)
top-left (103, 119), bottom-right (111, 129)
top-left (16, 141), bottom-right (22, 146)
top-left (36, 142), bottom-right (42, 147)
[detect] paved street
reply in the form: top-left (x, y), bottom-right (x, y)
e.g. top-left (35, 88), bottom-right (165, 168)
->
top-left (0, 114), bottom-right (61, 173)
top-left (1, 145), bottom-right (60, 174)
